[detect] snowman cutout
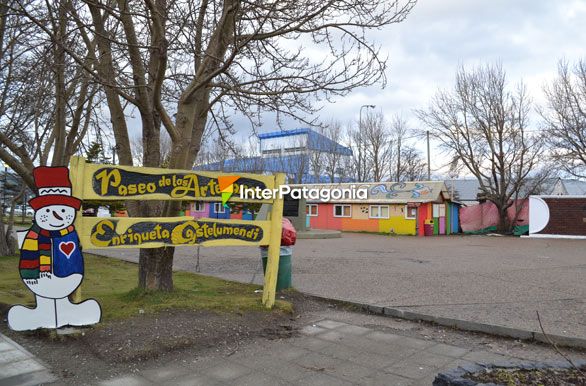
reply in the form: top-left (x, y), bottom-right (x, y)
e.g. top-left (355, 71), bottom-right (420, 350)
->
top-left (7, 166), bottom-right (101, 331)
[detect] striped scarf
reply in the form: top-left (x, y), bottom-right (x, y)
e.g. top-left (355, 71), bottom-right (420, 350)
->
top-left (19, 224), bottom-right (75, 280)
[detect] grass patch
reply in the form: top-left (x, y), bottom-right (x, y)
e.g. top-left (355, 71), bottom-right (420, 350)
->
top-left (0, 253), bottom-right (291, 321)
top-left (1, 216), bottom-right (32, 226)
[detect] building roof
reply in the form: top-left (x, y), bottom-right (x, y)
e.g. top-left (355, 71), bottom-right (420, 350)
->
top-left (257, 128), bottom-right (310, 139)
top-left (558, 179), bottom-right (586, 195)
top-left (444, 179), bottom-right (480, 202)
top-left (194, 154), bottom-right (353, 183)
top-left (258, 128), bottom-right (352, 156)
top-left (445, 178), bottom-right (556, 203)
top-left (290, 181), bottom-right (451, 204)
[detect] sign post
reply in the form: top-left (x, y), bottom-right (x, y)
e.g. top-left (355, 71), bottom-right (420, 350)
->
top-left (262, 173), bottom-right (285, 308)
top-left (68, 156), bottom-right (285, 308)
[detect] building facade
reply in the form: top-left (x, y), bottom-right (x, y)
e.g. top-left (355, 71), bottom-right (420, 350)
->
top-left (185, 202), bottom-right (255, 220)
top-left (292, 181), bottom-right (459, 236)
top-left (196, 128), bottom-right (353, 183)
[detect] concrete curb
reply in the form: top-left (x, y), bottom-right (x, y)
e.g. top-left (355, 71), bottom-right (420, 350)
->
top-left (301, 292), bottom-right (586, 350)
top-left (297, 230), bottom-right (341, 239)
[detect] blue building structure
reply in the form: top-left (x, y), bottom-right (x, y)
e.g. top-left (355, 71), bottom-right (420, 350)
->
top-left (197, 128), bottom-right (353, 183)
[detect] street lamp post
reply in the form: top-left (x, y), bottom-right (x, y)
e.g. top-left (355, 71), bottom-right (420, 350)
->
top-left (359, 105), bottom-right (376, 132)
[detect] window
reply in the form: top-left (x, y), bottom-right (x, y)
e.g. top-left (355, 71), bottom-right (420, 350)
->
top-left (306, 204), bottom-right (318, 217)
top-left (214, 203), bottom-right (226, 214)
top-left (369, 205), bottom-right (389, 219)
top-left (405, 205), bottom-right (417, 220)
top-left (433, 204), bottom-right (440, 218)
top-left (193, 202), bottom-right (204, 212)
top-left (333, 204), bottom-right (351, 218)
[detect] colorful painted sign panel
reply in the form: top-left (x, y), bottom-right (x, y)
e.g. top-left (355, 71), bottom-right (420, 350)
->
top-left (78, 217), bottom-right (270, 249)
top-left (8, 166), bottom-right (101, 331)
top-left (67, 157), bottom-right (286, 310)
top-left (70, 157), bottom-right (274, 202)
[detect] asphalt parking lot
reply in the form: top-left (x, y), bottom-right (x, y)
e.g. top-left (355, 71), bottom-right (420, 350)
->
top-left (91, 233), bottom-right (586, 342)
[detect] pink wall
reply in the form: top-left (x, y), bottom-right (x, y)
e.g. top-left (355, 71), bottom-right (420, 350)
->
top-left (460, 200), bottom-right (528, 232)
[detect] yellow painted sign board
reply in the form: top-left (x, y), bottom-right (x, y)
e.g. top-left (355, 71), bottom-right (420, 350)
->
top-left (70, 156), bottom-right (275, 203)
top-left (69, 156), bottom-right (285, 308)
top-left (78, 217), bottom-right (270, 249)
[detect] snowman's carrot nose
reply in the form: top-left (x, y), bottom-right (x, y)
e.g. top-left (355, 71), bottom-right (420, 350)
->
top-left (53, 210), bottom-right (64, 221)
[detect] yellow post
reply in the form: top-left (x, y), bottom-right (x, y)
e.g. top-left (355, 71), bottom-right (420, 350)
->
top-left (262, 173), bottom-right (286, 308)
top-left (69, 156), bottom-right (86, 303)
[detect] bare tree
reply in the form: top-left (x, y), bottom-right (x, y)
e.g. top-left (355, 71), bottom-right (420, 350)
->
top-left (322, 121), bottom-right (345, 182)
top-left (0, 0), bottom-right (103, 181)
top-left (308, 135), bottom-right (325, 183)
top-left (386, 116), bottom-right (426, 181)
top-left (13, 0), bottom-right (416, 289)
top-left (388, 114), bottom-right (406, 181)
top-left (307, 123), bottom-right (346, 183)
top-left (398, 145), bottom-right (427, 181)
top-left (0, 0), bottom-right (105, 257)
top-left (131, 131), bottom-right (173, 167)
top-left (363, 110), bottom-right (391, 181)
top-left (417, 64), bottom-right (548, 233)
top-left (542, 59), bottom-right (586, 178)
top-left (346, 123), bottom-right (370, 182)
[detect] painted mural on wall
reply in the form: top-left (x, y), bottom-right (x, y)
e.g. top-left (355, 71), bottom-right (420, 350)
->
top-left (7, 167), bottom-right (101, 331)
top-left (369, 182), bottom-right (433, 199)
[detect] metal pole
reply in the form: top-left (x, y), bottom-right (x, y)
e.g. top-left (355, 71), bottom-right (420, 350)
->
top-left (359, 105), bottom-right (376, 132)
top-left (21, 190), bottom-right (25, 223)
top-left (2, 165), bottom-right (7, 215)
top-left (427, 130), bottom-right (431, 180)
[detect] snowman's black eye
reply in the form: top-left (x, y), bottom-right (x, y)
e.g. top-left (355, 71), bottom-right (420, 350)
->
top-left (46, 209), bottom-right (50, 213)
top-left (61, 209), bottom-right (65, 213)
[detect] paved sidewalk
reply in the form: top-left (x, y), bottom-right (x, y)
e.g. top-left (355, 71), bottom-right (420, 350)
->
top-left (96, 319), bottom-right (517, 386)
top-left (90, 233), bottom-right (586, 342)
top-left (0, 333), bottom-right (56, 386)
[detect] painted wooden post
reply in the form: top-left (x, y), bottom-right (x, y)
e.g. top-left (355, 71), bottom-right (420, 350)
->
top-left (446, 202), bottom-right (451, 235)
top-left (262, 173), bottom-right (286, 309)
top-left (69, 156), bottom-right (86, 303)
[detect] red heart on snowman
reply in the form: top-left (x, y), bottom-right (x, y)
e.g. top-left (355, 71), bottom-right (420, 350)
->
top-left (59, 241), bottom-right (76, 258)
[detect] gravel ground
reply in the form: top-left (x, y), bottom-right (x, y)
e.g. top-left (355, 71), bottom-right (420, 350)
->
top-left (90, 233), bottom-right (586, 341)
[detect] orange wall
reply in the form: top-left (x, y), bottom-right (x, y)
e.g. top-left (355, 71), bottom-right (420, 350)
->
top-left (310, 203), bottom-right (413, 234)
top-left (341, 218), bottom-right (380, 232)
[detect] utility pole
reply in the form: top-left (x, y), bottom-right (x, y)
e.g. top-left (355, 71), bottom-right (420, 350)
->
top-left (426, 130), bottom-right (431, 180)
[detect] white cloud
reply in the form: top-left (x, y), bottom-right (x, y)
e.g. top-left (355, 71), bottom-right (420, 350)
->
top-left (236, 1), bottom-right (586, 174)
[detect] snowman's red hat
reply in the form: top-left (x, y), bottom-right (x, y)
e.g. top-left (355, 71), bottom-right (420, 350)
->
top-left (29, 167), bottom-right (82, 210)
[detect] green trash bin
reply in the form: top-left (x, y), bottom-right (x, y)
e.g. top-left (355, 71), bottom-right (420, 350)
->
top-left (260, 246), bottom-right (292, 291)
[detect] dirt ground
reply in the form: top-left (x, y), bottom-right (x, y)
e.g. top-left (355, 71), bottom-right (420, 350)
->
top-left (3, 291), bottom-right (586, 385)
top-left (0, 293), bottom-right (308, 385)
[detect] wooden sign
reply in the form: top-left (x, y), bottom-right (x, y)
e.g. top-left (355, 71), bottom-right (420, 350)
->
top-left (70, 156), bottom-right (274, 202)
top-left (78, 217), bottom-right (270, 249)
top-left (8, 166), bottom-right (101, 331)
top-left (68, 156), bottom-right (285, 309)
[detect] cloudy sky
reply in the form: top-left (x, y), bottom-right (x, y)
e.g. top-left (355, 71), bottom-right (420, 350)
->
top-left (248, 0), bottom-right (586, 173)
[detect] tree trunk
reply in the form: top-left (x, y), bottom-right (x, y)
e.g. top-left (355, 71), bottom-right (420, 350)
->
top-left (0, 216), bottom-right (10, 256)
top-left (51, 0), bottom-right (68, 166)
top-left (136, 111), bottom-right (172, 290)
top-left (138, 246), bottom-right (174, 290)
top-left (496, 206), bottom-right (510, 234)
